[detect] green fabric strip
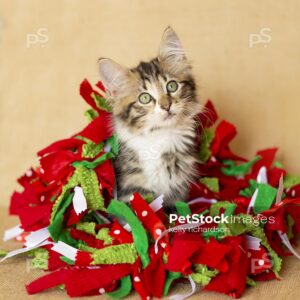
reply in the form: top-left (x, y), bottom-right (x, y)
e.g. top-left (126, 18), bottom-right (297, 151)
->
top-left (82, 141), bottom-right (104, 159)
top-left (73, 134), bottom-right (118, 169)
top-left (78, 244), bottom-right (97, 253)
top-left (75, 165), bottom-right (105, 211)
top-left (200, 177), bottom-right (219, 193)
top-left (84, 109), bottom-right (99, 122)
top-left (224, 220), bottom-right (247, 236)
top-left (202, 229), bottom-right (223, 240)
top-left (175, 201), bottom-right (191, 216)
top-left (210, 201), bottom-right (233, 217)
top-left (253, 184), bottom-right (277, 214)
top-left (238, 214), bottom-right (282, 277)
top-left (246, 277), bottom-right (256, 287)
top-left (199, 128), bottom-right (215, 162)
top-left (50, 164), bottom-right (106, 240)
top-left (143, 193), bottom-right (155, 204)
top-left (49, 193), bottom-right (73, 242)
top-left (191, 264), bottom-right (218, 285)
top-left (76, 222), bottom-right (96, 235)
top-left (73, 152), bottom-right (114, 169)
top-left (273, 161), bottom-right (284, 169)
top-left (221, 156), bottom-right (261, 176)
top-left (283, 173), bottom-right (300, 189)
top-left (106, 135), bottom-right (119, 156)
top-left (207, 201), bottom-right (237, 240)
top-left (96, 228), bottom-right (113, 245)
top-left (91, 93), bottom-right (112, 112)
top-left (28, 248), bottom-right (49, 270)
top-left (163, 272), bottom-right (181, 296)
top-left (50, 173), bottom-right (79, 222)
top-left (240, 179), bottom-right (258, 197)
top-left (74, 135), bottom-right (93, 144)
top-left (286, 215), bottom-right (295, 239)
top-left (224, 203), bottom-right (237, 217)
top-left (58, 230), bottom-right (80, 248)
top-left (92, 243), bottom-right (138, 265)
top-left (107, 275), bottom-right (132, 299)
top-left (107, 199), bottom-right (150, 268)
top-left (60, 256), bottom-right (75, 265)
top-left (199, 209), bottom-right (209, 216)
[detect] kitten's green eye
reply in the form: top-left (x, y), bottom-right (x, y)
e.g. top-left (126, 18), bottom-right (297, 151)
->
top-left (166, 80), bottom-right (178, 93)
top-left (138, 92), bottom-right (152, 104)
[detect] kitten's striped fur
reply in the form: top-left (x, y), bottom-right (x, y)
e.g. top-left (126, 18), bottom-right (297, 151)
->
top-left (99, 27), bottom-right (201, 206)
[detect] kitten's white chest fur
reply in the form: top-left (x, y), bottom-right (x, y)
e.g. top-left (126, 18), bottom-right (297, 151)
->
top-left (116, 123), bottom-right (196, 202)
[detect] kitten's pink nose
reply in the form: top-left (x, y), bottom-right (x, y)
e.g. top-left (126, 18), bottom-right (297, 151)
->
top-left (160, 98), bottom-right (171, 112)
top-left (161, 104), bottom-right (171, 112)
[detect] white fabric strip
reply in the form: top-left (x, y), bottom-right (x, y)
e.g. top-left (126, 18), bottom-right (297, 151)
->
top-left (51, 241), bottom-right (78, 261)
top-left (95, 212), bottom-right (111, 224)
top-left (187, 197), bottom-right (218, 205)
top-left (275, 174), bottom-right (284, 204)
top-left (278, 231), bottom-right (300, 260)
top-left (123, 224), bottom-right (132, 232)
top-left (247, 188), bottom-right (258, 214)
top-left (24, 227), bottom-right (50, 248)
top-left (247, 165), bottom-right (268, 214)
top-left (150, 194), bottom-right (164, 212)
top-left (246, 235), bottom-right (261, 250)
top-left (257, 166), bottom-right (268, 184)
top-left (3, 225), bottom-right (24, 242)
top-left (104, 143), bottom-right (111, 153)
top-left (119, 194), bottom-right (164, 233)
top-left (169, 275), bottom-right (196, 300)
top-left (0, 240), bottom-right (52, 263)
top-left (113, 186), bottom-right (118, 201)
top-left (72, 186), bottom-right (87, 215)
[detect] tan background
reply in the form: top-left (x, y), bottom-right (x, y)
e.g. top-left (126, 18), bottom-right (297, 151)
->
top-left (0, 1), bottom-right (300, 299)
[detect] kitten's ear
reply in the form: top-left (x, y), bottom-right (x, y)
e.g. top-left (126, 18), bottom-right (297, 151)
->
top-left (98, 58), bottom-right (130, 98)
top-left (158, 27), bottom-right (189, 71)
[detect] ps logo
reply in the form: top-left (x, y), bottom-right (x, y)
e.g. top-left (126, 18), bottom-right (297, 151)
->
top-left (26, 28), bottom-right (49, 48)
top-left (139, 145), bottom-right (161, 161)
top-left (249, 27), bottom-right (272, 48)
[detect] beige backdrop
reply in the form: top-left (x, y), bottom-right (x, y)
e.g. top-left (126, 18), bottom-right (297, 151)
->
top-left (1, 1), bottom-right (300, 299)
top-left (0, 0), bottom-right (300, 206)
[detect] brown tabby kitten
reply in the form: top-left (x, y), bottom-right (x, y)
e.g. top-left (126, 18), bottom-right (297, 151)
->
top-left (98, 27), bottom-right (201, 206)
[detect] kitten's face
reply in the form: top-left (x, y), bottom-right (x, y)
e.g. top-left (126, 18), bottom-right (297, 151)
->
top-left (99, 27), bottom-right (200, 133)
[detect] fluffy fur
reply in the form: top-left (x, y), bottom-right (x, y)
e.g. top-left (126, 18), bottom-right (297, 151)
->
top-left (99, 27), bottom-right (201, 206)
